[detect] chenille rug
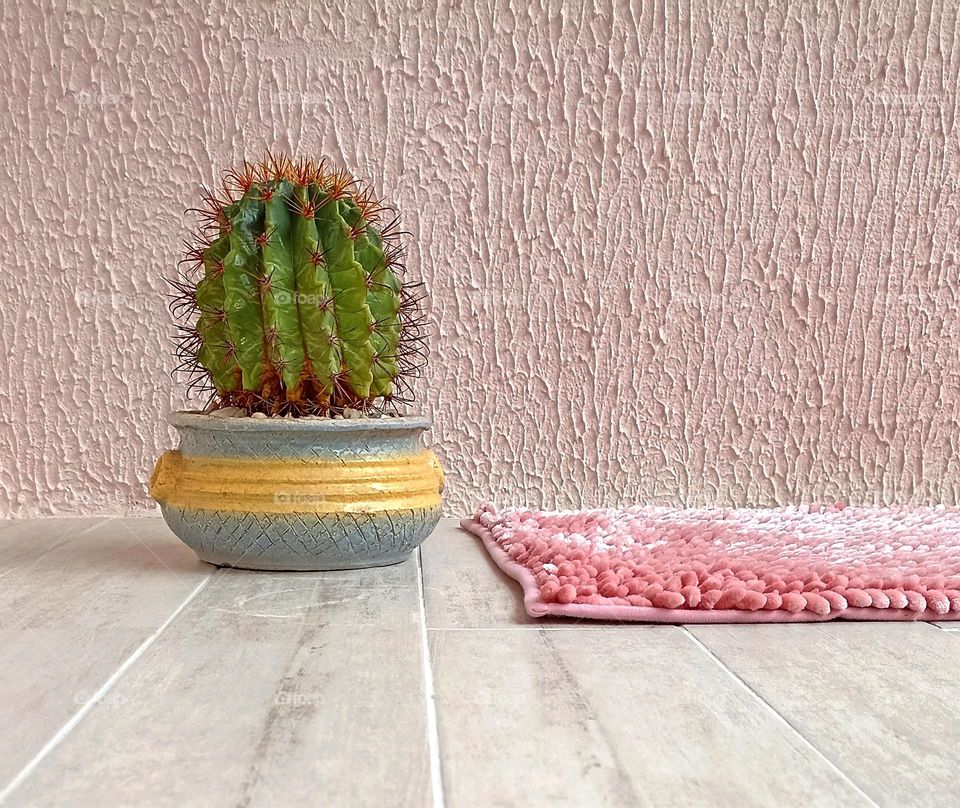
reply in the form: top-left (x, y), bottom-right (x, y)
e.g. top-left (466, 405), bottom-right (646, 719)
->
top-left (461, 503), bottom-right (960, 623)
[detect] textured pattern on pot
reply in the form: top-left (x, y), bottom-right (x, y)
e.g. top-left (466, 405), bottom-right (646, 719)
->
top-left (151, 413), bottom-right (444, 570)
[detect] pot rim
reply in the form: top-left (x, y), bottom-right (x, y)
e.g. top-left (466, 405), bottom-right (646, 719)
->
top-left (167, 410), bottom-right (431, 433)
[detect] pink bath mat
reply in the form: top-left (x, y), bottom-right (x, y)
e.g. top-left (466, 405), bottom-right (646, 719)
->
top-left (461, 503), bottom-right (960, 623)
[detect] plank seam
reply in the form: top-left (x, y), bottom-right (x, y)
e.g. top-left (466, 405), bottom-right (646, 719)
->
top-left (681, 627), bottom-right (880, 807)
top-left (0, 573), bottom-right (213, 804)
top-left (416, 548), bottom-right (446, 808)
top-left (0, 518), bottom-right (112, 582)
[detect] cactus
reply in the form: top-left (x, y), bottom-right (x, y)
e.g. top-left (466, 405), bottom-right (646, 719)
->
top-left (169, 154), bottom-right (427, 416)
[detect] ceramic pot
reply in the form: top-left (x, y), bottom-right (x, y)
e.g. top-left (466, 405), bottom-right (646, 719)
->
top-left (150, 412), bottom-right (444, 571)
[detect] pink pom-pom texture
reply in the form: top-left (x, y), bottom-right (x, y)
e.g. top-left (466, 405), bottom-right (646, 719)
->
top-left (462, 503), bottom-right (960, 623)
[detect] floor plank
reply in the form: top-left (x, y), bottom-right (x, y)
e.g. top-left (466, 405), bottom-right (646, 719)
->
top-left (0, 518), bottom-right (209, 791)
top-left (429, 627), bottom-right (871, 807)
top-left (689, 622), bottom-right (960, 805)
top-left (6, 556), bottom-right (432, 808)
top-left (0, 518), bottom-right (106, 580)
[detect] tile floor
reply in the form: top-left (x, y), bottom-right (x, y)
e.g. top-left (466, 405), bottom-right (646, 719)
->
top-left (0, 517), bottom-right (957, 807)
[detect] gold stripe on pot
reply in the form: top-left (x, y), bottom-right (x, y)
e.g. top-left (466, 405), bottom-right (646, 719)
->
top-left (150, 449), bottom-right (445, 514)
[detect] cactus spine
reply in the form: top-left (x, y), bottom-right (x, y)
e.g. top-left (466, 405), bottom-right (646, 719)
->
top-left (171, 155), bottom-right (425, 416)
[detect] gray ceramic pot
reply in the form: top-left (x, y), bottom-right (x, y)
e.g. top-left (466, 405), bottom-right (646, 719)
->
top-left (150, 412), bottom-right (444, 571)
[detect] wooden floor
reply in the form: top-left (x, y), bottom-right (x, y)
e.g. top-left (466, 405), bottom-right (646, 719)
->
top-left (0, 518), bottom-right (957, 807)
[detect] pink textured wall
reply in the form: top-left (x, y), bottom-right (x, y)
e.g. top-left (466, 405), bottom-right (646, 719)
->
top-left (1, 1), bottom-right (959, 517)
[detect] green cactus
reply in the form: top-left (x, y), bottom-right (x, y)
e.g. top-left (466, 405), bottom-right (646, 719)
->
top-left (170, 155), bottom-right (426, 415)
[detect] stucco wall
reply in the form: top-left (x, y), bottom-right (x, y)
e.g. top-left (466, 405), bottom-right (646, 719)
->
top-left (2, 0), bottom-right (959, 517)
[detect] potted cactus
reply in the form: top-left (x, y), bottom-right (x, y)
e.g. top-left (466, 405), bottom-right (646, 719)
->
top-left (150, 154), bottom-right (444, 570)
